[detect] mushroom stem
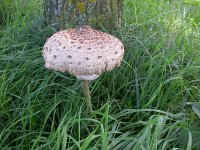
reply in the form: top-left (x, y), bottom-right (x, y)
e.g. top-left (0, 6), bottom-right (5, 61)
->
top-left (81, 80), bottom-right (93, 113)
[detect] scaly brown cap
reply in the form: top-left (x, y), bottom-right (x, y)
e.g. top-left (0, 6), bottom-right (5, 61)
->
top-left (42, 25), bottom-right (124, 80)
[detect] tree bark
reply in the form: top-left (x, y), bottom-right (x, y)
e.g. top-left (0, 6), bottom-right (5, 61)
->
top-left (43, 0), bottom-right (123, 30)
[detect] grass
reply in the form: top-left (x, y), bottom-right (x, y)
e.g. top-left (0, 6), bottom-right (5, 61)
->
top-left (0, 0), bottom-right (200, 149)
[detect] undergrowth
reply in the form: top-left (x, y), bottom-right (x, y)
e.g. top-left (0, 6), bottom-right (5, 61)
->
top-left (0, 0), bottom-right (200, 149)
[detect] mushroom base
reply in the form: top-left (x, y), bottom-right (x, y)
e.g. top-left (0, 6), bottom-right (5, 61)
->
top-left (76, 74), bottom-right (99, 81)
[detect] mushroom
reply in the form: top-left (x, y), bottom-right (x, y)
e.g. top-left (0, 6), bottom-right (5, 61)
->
top-left (42, 25), bottom-right (124, 113)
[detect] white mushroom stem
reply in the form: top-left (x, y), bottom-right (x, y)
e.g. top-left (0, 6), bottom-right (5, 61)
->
top-left (76, 74), bottom-right (99, 81)
top-left (81, 80), bottom-right (93, 113)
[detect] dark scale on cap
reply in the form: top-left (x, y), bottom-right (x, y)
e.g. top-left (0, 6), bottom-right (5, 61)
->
top-left (71, 38), bottom-right (77, 40)
top-left (68, 55), bottom-right (72, 58)
top-left (98, 56), bottom-right (102, 59)
top-left (97, 42), bottom-right (102, 45)
top-left (53, 55), bottom-right (57, 59)
top-left (86, 57), bottom-right (89, 60)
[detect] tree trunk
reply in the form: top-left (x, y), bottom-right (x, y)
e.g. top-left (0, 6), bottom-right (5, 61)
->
top-left (43, 0), bottom-right (123, 30)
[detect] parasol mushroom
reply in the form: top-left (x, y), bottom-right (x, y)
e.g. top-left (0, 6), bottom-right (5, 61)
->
top-left (42, 25), bottom-right (124, 113)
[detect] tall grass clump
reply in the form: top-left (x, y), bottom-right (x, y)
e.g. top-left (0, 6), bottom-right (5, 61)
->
top-left (0, 0), bottom-right (200, 149)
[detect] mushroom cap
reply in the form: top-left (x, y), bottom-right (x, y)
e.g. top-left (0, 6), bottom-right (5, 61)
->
top-left (42, 25), bottom-right (124, 80)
